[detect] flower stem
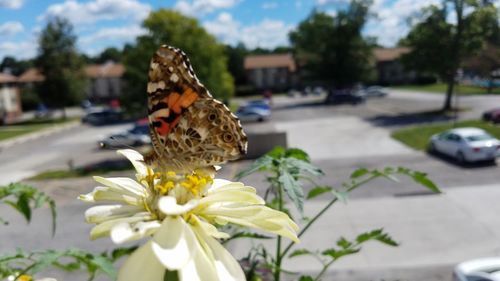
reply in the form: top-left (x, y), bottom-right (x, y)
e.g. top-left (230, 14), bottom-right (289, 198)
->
top-left (280, 174), bottom-right (378, 260)
top-left (274, 179), bottom-right (284, 281)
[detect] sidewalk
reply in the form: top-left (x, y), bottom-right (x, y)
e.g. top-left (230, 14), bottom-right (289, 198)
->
top-left (227, 183), bottom-right (500, 280)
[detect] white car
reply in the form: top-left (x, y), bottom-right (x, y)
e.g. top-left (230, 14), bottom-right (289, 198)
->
top-left (429, 127), bottom-right (500, 163)
top-left (453, 257), bottom-right (500, 281)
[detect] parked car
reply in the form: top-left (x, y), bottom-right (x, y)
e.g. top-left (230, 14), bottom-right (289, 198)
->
top-left (325, 89), bottom-right (365, 105)
top-left (359, 86), bottom-right (388, 98)
top-left (236, 100), bottom-right (271, 122)
top-left (99, 119), bottom-right (150, 148)
top-left (482, 108), bottom-right (500, 123)
top-left (82, 108), bottom-right (124, 126)
top-left (453, 257), bottom-right (500, 281)
top-left (428, 127), bottom-right (500, 163)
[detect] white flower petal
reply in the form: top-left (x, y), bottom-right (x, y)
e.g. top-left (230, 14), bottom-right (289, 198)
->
top-left (151, 216), bottom-right (197, 270)
top-left (200, 189), bottom-right (264, 206)
top-left (158, 196), bottom-right (199, 216)
top-left (191, 215), bottom-right (230, 239)
top-left (89, 214), bottom-right (152, 240)
top-left (117, 241), bottom-right (165, 281)
top-left (79, 186), bottom-right (143, 206)
top-left (203, 205), bottom-right (299, 243)
top-left (111, 220), bottom-right (161, 244)
top-left (178, 230), bottom-right (219, 281)
top-left (85, 205), bottom-right (145, 224)
top-left (94, 176), bottom-right (147, 196)
top-left (193, 224), bottom-right (245, 281)
top-left (117, 149), bottom-right (148, 177)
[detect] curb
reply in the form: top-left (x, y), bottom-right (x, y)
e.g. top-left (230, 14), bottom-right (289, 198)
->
top-left (0, 121), bottom-right (81, 149)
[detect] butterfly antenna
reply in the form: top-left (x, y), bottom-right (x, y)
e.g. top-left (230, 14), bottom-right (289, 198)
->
top-left (102, 136), bottom-right (139, 151)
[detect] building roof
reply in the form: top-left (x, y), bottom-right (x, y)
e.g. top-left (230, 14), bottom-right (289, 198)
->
top-left (84, 62), bottom-right (125, 78)
top-left (0, 73), bottom-right (17, 84)
top-left (18, 68), bottom-right (44, 83)
top-left (17, 63), bottom-right (126, 83)
top-left (244, 53), bottom-right (296, 72)
top-left (373, 47), bottom-right (411, 62)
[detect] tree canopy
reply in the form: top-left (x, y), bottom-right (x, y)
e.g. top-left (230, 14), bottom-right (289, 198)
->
top-left (400, 0), bottom-right (499, 110)
top-left (35, 17), bottom-right (86, 111)
top-left (122, 9), bottom-right (234, 115)
top-left (289, 0), bottom-right (375, 88)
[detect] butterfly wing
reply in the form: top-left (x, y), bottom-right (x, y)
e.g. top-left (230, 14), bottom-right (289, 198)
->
top-left (146, 45), bottom-right (247, 170)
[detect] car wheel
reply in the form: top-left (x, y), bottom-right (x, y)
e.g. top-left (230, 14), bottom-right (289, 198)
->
top-left (456, 151), bottom-right (466, 164)
top-left (428, 142), bottom-right (436, 154)
top-left (257, 117), bottom-right (264, 122)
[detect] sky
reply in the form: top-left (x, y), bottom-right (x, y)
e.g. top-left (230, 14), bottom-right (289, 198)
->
top-left (0, 0), bottom-right (489, 61)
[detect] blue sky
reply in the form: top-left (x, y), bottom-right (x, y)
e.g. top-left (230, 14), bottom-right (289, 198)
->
top-left (0, 0), bottom-right (484, 61)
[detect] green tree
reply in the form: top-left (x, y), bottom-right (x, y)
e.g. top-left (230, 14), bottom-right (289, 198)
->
top-left (122, 9), bottom-right (234, 115)
top-left (36, 17), bottom-right (86, 116)
top-left (225, 43), bottom-right (248, 86)
top-left (0, 56), bottom-right (33, 76)
top-left (289, 0), bottom-right (375, 88)
top-left (400, 0), bottom-right (499, 110)
top-left (96, 47), bottom-right (122, 63)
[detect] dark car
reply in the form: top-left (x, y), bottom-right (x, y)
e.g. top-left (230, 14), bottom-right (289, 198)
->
top-left (482, 108), bottom-right (500, 123)
top-left (325, 90), bottom-right (365, 105)
top-left (82, 108), bottom-right (124, 126)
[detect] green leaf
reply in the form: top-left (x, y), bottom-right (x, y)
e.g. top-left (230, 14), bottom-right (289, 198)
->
top-left (164, 269), bottom-right (179, 281)
top-left (285, 158), bottom-right (324, 177)
top-left (355, 229), bottom-right (398, 247)
top-left (110, 246), bottom-right (138, 261)
top-left (89, 254), bottom-right (116, 279)
top-left (266, 146), bottom-right (286, 159)
top-left (299, 276), bottom-right (314, 281)
top-left (279, 167), bottom-right (304, 212)
top-left (289, 249), bottom-right (312, 258)
top-left (350, 168), bottom-right (369, 179)
top-left (16, 193), bottom-right (32, 222)
top-left (285, 148), bottom-right (310, 162)
top-left (412, 171), bottom-right (440, 193)
top-left (330, 189), bottom-right (349, 203)
top-left (235, 155), bottom-right (274, 180)
top-left (307, 186), bottom-right (332, 199)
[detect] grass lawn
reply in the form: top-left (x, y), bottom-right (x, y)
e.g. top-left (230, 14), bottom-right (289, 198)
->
top-left (0, 117), bottom-right (78, 142)
top-left (392, 83), bottom-right (500, 95)
top-left (391, 120), bottom-right (500, 151)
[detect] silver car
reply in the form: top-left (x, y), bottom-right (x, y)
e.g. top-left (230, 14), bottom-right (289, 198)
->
top-left (429, 127), bottom-right (500, 163)
top-left (453, 257), bottom-right (500, 281)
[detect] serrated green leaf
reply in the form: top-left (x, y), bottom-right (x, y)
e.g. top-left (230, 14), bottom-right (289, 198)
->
top-left (285, 157), bottom-right (323, 176)
top-left (307, 186), bottom-right (332, 199)
top-left (16, 193), bottom-right (32, 222)
top-left (350, 168), bottom-right (369, 179)
top-left (289, 249), bottom-right (312, 258)
top-left (235, 155), bottom-right (274, 180)
top-left (279, 167), bottom-right (304, 212)
top-left (89, 255), bottom-right (116, 279)
top-left (412, 172), bottom-right (440, 193)
top-left (330, 189), bottom-right (349, 203)
top-left (336, 237), bottom-right (352, 249)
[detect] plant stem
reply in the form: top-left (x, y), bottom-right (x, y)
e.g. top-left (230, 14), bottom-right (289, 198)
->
top-left (280, 174), bottom-right (378, 260)
top-left (314, 259), bottom-right (336, 281)
top-left (274, 180), bottom-right (284, 281)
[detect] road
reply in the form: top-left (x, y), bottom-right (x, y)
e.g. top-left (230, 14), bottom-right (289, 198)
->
top-left (1, 90), bottom-right (500, 280)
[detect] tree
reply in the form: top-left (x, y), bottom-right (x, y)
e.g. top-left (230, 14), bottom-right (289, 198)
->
top-left (122, 9), bottom-right (234, 115)
top-left (225, 43), bottom-right (248, 86)
top-left (289, 1), bottom-right (375, 88)
top-left (400, 0), bottom-right (499, 110)
top-left (96, 47), bottom-right (122, 63)
top-left (0, 56), bottom-right (32, 76)
top-left (36, 17), bottom-right (86, 116)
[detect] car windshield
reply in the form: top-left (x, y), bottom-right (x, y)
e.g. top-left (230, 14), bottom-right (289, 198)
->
top-left (464, 134), bottom-right (494, 142)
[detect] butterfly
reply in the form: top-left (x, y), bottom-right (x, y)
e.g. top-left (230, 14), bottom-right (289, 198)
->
top-left (144, 45), bottom-right (247, 171)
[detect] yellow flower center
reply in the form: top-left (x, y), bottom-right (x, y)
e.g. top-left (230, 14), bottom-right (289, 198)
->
top-left (18, 275), bottom-right (33, 281)
top-left (144, 170), bottom-right (213, 198)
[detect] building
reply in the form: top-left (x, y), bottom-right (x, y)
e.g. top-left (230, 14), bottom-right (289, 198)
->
top-left (373, 47), bottom-right (416, 85)
top-left (0, 72), bottom-right (21, 124)
top-left (18, 62), bottom-right (125, 103)
top-left (84, 62), bottom-right (125, 102)
top-left (244, 53), bottom-right (298, 91)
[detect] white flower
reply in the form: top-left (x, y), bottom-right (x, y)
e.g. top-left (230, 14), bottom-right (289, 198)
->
top-left (79, 149), bottom-right (299, 281)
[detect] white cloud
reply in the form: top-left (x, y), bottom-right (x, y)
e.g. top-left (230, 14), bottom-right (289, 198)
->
top-left (316, 0), bottom-right (349, 5)
top-left (174, 0), bottom-right (240, 16)
top-left (79, 25), bottom-right (147, 45)
top-left (0, 41), bottom-right (36, 59)
top-left (364, 0), bottom-right (441, 46)
top-left (262, 2), bottom-right (278, 9)
top-left (0, 0), bottom-right (23, 9)
top-left (204, 13), bottom-right (293, 49)
top-left (39, 0), bottom-right (151, 24)
top-left (0, 21), bottom-right (24, 36)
